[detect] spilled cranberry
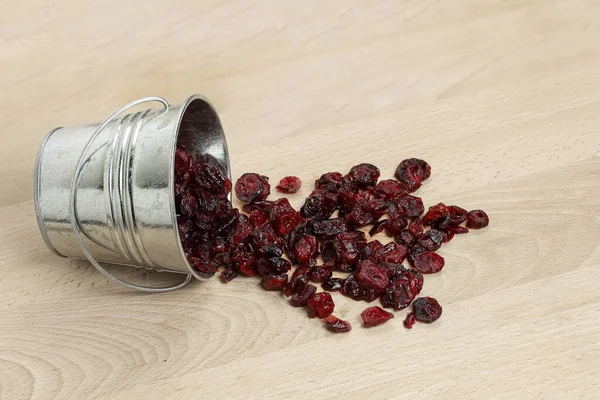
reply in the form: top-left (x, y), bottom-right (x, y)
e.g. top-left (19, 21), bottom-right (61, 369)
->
top-left (276, 176), bottom-right (302, 194)
top-left (361, 306), bottom-right (394, 327)
top-left (235, 173), bottom-right (270, 203)
top-left (323, 315), bottom-right (352, 333)
top-left (467, 209), bottom-right (490, 229)
top-left (306, 292), bottom-right (335, 319)
top-left (412, 297), bottom-right (442, 323)
top-left (174, 147), bottom-right (488, 334)
top-left (403, 312), bottom-right (416, 329)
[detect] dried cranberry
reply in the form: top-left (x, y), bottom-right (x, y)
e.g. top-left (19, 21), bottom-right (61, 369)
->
top-left (438, 205), bottom-right (468, 228)
top-left (395, 229), bottom-right (417, 246)
top-left (373, 242), bottom-right (408, 264)
top-left (174, 148), bottom-right (191, 176)
top-left (229, 214), bottom-right (252, 246)
top-left (276, 176), bottom-right (302, 193)
top-left (232, 247), bottom-right (257, 277)
top-left (408, 218), bottom-right (424, 237)
top-left (315, 172), bottom-right (343, 191)
top-left (187, 256), bottom-right (217, 279)
top-left (235, 173), bottom-right (270, 203)
top-left (417, 229), bottom-right (444, 251)
top-left (412, 252), bottom-right (445, 274)
top-left (220, 267), bottom-right (238, 283)
top-left (284, 267), bottom-right (310, 297)
top-left (380, 282), bottom-right (414, 310)
top-left (322, 277), bottom-right (343, 292)
top-left (375, 179), bottom-right (407, 200)
top-left (256, 257), bottom-right (292, 276)
top-left (348, 163), bottom-right (380, 187)
top-left (306, 292), bottom-right (335, 318)
top-left (368, 220), bottom-right (387, 237)
top-left (248, 230), bottom-right (284, 257)
top-left (301, 189), bottom-right (338, 220)
top-left (261, 274), bottom-right (288, 291)
top-left (360, 240), bottom-right (383, 262)
top-left (412, 297), bottom-right (442, 323)
top-left (403, 312), bottom-right (416, 329)
top-left (422, 203), bottom-right (449, 226)
top-left (311, 218), bottom-right (350, 237)
top-left (293, 235), bottom-right (318, 265)
top-left (249, 209), bottom-right (269, 228)
top-left (394, 158), bottom-right (431, 192)
top-left (179, 191), bottom-right (197, 218)
top-left (467, 209), bottom-right (489, 229)
top-left (355, 261), bottom-right (389, 293)
top-left (194, 162), bottom-right (231, 195)
top-left (290, 283), bottom-right (317, 307)
top-left (341, 275), bottom-right (363, 301)
top-left (361, 306), bottom-right (395, 327)
top-left (394, 195), bottom-right (424, 218)
top-left (323, 315), bottom-right (352, 333)
top-left (308, 263), bottom-right (333, 283)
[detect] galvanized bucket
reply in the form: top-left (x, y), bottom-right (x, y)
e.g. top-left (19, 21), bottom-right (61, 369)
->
top-left (34, 95), bottom-right (230, 292)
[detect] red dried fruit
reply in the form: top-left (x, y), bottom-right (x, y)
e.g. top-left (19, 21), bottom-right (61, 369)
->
top-left (355, 261), bottom-right (389, 293)
top-left (403, 312), bottom-right (416, 329)
top-left (179, 191), bottom-right (198, 218)
top-left (361, 306), bottom-right (395, 327)
top-left (235, 173), bottom-right (270, 203)
top-left (290, 283), bottom-right (317, 307)
top-left (256, 256), bottom-right (292, 276)
top-left (301, 189), bottom-right (338, 220)
top-left (306, 292), bottom-right (335, 318)
top-left (174, 148), bottom-right (191, 176)
top-left (348, 163), bottom-right (380, 187)
top-left (194, 162), bottom-right (232, 195)
top-left (360, 240), bottom-right (384, 262)
top-left (417, 229), bottom-right (444, 251)
top-left (394, 158), bottom-right (431, 192)
top-left (220, 268), bottom-right (238, 283)
top-left (395, 229), bottom-right (417, 246)
top-left (323, 315), bottom-right (352, 333)
top-left (284, 267), bottom-right (310, 297)
top-left (373, 242), bottom-right (408, 264)
top-left (395, 195), bottom-right (424, 218)
top-left (311, 218), bottom-right (350, 237)
top-left (308, 263), bottom-right (333, 283)
top-left (261, 274), bottom-right (288, 291)
top-left (412, 297), bottom-right (442, 323)
top-left (341, 275), bottom-right (363, 301)
top-left (248, 230), bottom-right (284, 257)
top-left (249, 209), bottom-right (269, 228)
top-left (293, 234), bottom-right (318, 265)
top-left (375, 179), bottom-right (407, 200)
top-left (321, 277), bottom-right (343, 292)
top-left (315, 172), bottom-right (343, 191)
top-left (412, 251), bottom-right (445, 274)
top-left (229, 214), bottom-right (253, 246)
top-left (422, 203), bottom-right (449, 226)
top-left (466, 209), bottom-right (489, 229)
top-left (276, 176), bottom-right (302, 194)
top-left (408, 218), bottom-right (424, 237)
top-left (187, 256), bottom-right (217, 279)
top-left (233, 247), bottom-right (257, 277)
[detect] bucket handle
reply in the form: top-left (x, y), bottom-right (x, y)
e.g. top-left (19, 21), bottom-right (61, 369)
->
top-left (69, 96), bottom-right (192, 292)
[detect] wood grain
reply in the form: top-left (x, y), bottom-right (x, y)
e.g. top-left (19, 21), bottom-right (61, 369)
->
top-left (1, 0), bottom-right (599, 399)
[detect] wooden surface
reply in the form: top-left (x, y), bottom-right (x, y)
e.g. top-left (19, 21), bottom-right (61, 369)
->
top-left (1, 1), bottom-right (600, 399)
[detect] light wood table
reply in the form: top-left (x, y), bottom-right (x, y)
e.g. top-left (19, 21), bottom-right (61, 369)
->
top-left (1, 1), bottom-right (599, 399)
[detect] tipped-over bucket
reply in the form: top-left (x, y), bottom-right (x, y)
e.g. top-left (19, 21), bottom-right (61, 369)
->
top-left (34, 95), bottom-right (230, 292)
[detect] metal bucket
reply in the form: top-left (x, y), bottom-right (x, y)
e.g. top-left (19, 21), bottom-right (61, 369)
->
top-left (34, 95), bottom-right (230, 292)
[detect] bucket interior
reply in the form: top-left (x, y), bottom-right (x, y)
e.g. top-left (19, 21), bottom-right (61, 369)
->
top-left (172, 96), bottom-right (230, 280)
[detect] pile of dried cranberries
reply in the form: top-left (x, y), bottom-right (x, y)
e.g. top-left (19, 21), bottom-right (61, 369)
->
top-left (175, 147), bottom-right (489, 333)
